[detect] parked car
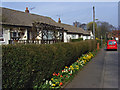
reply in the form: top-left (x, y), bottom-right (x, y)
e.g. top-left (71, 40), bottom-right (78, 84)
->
top-left (107, 40), bottom-right (117, 50)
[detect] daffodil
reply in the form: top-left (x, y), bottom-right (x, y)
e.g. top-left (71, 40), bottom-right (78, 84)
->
top-left (56, 82), bottom-right (59, 84)
top-left (52, 84), bottom-right (56, 87)
top-left (65, 66), bottom-right (68, 68)
top-left (51, 78), bottom-right (53, 81)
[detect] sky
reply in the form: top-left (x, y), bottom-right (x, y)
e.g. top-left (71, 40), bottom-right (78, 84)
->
top-left (1, 2), bottom-right (119, 28)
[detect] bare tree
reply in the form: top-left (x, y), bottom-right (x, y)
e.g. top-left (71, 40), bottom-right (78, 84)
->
top-left (73, 21), bottom-right (81, 27)
top-left (79, 23), bottom-right (87, 30)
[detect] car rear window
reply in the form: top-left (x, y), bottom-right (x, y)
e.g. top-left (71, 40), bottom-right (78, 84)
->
top-left (108, 41), bottom-right (116, 45)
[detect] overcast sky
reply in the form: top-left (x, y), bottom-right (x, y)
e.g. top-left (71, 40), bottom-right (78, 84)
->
top-left (2, 2), bottom-right (118, 27)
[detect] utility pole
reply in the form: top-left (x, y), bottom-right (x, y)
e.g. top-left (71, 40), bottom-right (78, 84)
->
top-left (93, 6), bottom-right (95, 39)
top-left (101, 35), bottom-right (102, 47)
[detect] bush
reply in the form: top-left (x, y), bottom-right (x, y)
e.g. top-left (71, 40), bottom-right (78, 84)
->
top-left (2, 40), bottom-right (97, 88)
top-left (71, 38), bottom-right (83, 42)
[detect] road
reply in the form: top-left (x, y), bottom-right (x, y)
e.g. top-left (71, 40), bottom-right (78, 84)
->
top-left (65, 45), bottom-right (119, 89)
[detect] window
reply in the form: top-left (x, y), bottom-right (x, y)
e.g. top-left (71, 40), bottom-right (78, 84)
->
top-left (86, 36), bottom-right (88, 39)
top-left (13, 32), bottom-right (17, 37)
top-left (0, 29), bottom-right (3, 37)
top-left (18, 32), bottom-right (21, 37)
top-left (72, 34), bottom-right (76, 39)
top-left (113, 41), bottom-right (116, 45)
top-left (48, 31), bottom-right (53, 40)
top-left (59, 32), bottom-right (63, 40)
top-left (43, 30), bottom-right (47, 40)
top-left (108, 41), bottom-right (116, 45)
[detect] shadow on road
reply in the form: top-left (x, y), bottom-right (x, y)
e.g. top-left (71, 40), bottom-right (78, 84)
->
top-left (104, 49), bottom-right (117, 51)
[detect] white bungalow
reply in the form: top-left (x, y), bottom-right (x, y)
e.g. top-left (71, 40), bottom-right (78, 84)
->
top-left (57, 18), bottom-right (92, 42)
top-left (0, 7), bottom-right (92, 44)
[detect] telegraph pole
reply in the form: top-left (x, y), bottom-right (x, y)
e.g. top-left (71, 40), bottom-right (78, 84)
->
top-left (93, 6), bottom-right (95, 39)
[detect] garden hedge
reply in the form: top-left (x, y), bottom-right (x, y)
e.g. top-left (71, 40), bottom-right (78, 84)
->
top-left (71, 38), bottom-right (83, 42)
top-left (2, 40), bottom-right (97, 88)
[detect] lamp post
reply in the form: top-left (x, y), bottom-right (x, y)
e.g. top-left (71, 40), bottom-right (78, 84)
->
top-left (93, 6), bottom-right (95, 39)
top-left (93, 6), bottom-right (99, 40)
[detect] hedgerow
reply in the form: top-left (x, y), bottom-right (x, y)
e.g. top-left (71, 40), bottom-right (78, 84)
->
top-left (2, 40), bottom-right (97, 88)
top-left (70, 38), bottom-right (83, 42)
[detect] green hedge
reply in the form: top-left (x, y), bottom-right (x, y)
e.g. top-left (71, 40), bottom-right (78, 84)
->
top-left (2, 40), bottom-right (97, 88)
top-left (71, 38), bottom-right (83, 42)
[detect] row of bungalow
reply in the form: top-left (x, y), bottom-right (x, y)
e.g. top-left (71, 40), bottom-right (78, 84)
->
top-left (0, 7), bottom-right (93, 44)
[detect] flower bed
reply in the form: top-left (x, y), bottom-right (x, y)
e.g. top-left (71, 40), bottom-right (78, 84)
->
top-left (34, 51), bottom-right (96, 89)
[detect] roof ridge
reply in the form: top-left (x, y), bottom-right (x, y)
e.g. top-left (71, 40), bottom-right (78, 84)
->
top-left (60, 23), bottom-right (85, 30)
top-left (1, 7), bottom-right (52, 19)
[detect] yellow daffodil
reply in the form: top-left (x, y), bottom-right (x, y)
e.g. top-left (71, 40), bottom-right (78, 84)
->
top-left (51, 78), bottom-right (53, 81)
top-left (76, 65), bottom-right (79, 68)
top-left (52, 84), bottom-right (56, 87)
top-left (65, 66), bottom-right (68, 68)
top-left (70, 66), bottom-right (74, 70)
top-left (55, 82), bottom-right (59, 84)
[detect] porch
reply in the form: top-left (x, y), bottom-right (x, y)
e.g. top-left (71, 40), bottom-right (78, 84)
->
top-left (7, 22), bottom-right (65, 44)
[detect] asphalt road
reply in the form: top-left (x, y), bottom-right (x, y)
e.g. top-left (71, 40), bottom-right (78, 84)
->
top-left (65, 45), bottom-right (119, 89)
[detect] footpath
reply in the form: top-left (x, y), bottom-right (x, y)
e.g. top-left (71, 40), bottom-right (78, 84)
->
top-left (65, 47), bottom-right (118, 88)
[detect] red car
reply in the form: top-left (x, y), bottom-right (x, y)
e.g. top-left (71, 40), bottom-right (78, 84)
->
top-left (107, 40), bottom-right (117, 50)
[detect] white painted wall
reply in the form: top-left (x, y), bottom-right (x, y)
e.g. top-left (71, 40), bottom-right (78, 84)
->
top-left (3, 28), bottom-right (28, 44)
top-left (80, 34), bottom-right (88, 40)
top-left (83, 35), bottom-right (91, 40)
top-left (20, 29), bottom-right (27, 40)
top-left (82, 31), bottom-right (93, 40)
top-left (89, 31), bottom-right (94, 39)
top-left (80, 35), bottom-right (83, 38)
top-left (76, 34), bottom-right (79, 39)
top-left (3, 28), bottom-right (10, 44)
top-left (66, 33), bottom-right (79, 42)
top-left (2, 27), bottom-right (92, 44)
top-left (64, 31), bottom-right (67, 42)
top-left (87, 36), bottom-right (91, 39)
top-left (36, 31), bottom-right (42, 40)
top-left (83, 36), bottom-right (87, 40)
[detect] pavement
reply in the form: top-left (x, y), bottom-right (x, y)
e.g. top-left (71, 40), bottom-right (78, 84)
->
top-left (0, 46), bottom-right (2, 90)
top-left (65, 45), bottom-right (119, 89)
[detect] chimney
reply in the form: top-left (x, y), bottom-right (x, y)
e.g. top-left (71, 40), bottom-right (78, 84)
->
top-left (58, 18), bottom-right (61, 23)
top-left (25, 7), bottom-right (29, 13)
top-left (75, 23), bottom-right (77, 27)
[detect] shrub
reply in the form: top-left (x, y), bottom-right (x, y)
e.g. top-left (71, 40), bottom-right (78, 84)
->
top-left (2, 40), bottom-right (97, 88)
top-left (71, 38), bottom-right (83, 42)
